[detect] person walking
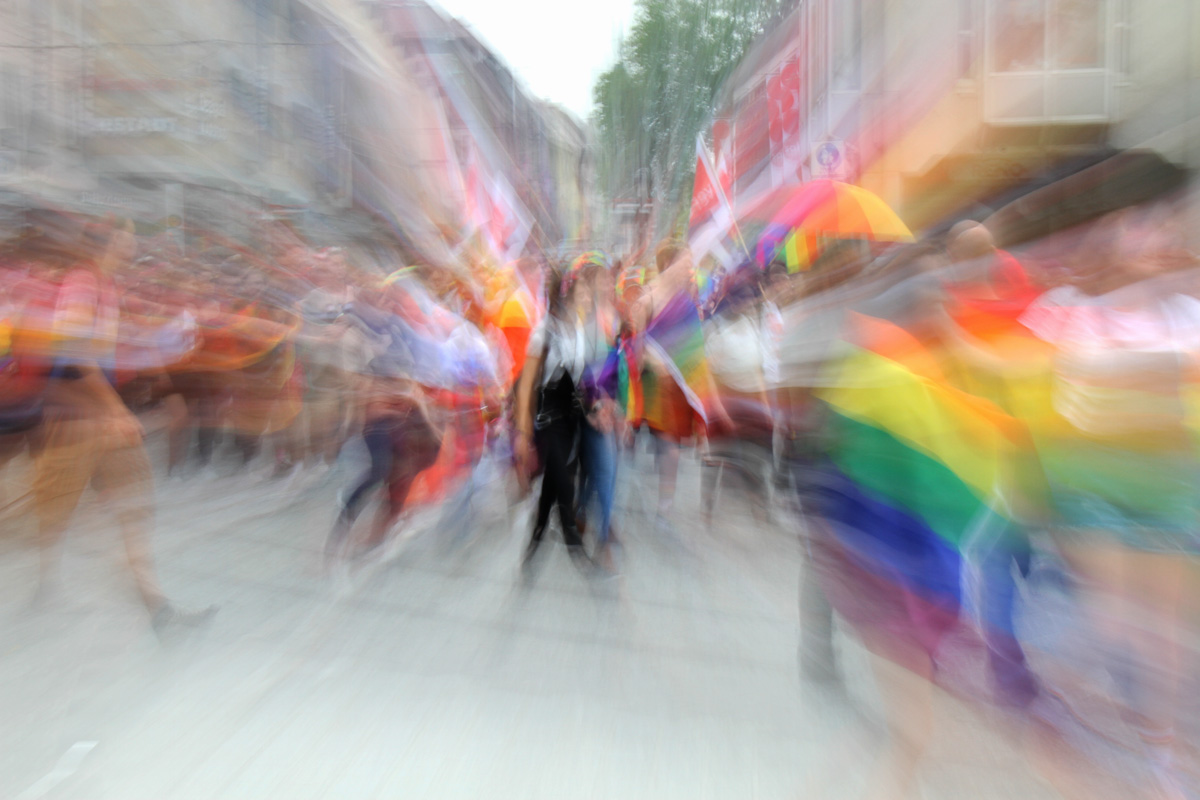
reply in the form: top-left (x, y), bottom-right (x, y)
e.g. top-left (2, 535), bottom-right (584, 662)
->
top-left (32, 220), bottom-right (213, 635)
top-left (513, 267), bottom-right (596, 576)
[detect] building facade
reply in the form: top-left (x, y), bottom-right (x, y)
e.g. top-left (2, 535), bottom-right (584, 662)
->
top-left (714, 0), bottom-right (1199, 235)
top-left (0, 0), bottom-right (595, 266)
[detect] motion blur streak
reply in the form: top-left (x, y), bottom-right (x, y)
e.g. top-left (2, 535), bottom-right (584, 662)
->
top-left (0, 1), bottom-right (1198, 798)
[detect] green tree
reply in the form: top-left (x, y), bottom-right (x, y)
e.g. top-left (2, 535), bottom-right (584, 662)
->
top-left (592, 0), bottom-right (781, 245)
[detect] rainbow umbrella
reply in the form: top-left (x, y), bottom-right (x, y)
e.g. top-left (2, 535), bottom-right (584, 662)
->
top-left (757, 180), bottom-right (913, 271)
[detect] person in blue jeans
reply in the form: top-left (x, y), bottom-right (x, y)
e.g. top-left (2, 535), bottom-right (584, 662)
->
top-left (579, 397), bottom-right (619, 570)
top-left (577, 259), bottom-right (623, 572)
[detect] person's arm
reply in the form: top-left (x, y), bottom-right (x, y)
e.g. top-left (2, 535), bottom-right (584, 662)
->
top-left (642, 250), bottom-right (694, 317)
top-left (514, 351), bottom-right (542, 440)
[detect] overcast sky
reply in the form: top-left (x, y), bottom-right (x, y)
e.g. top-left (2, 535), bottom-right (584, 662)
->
top-left (431, 0), bottom-right (638, 120)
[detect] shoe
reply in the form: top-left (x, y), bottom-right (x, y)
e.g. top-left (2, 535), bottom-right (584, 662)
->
top-left (595, 543), bottom-right (619, 576)
top-left (520, 538), bottom-right (541, 568)
top-left (152, 604), bottom-right (218, 639)
top-left (568, 545), bottom-right (599, 576)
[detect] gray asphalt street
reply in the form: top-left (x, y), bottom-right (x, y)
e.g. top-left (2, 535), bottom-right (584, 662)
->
top-left (0, 426), bottom-right (1086, 799)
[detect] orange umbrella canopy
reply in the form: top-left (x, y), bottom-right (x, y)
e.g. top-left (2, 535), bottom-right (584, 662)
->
top-left (757, 180), bottom-right (913, 271)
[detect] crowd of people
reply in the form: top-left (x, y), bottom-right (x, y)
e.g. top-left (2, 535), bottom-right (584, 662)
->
top-left (2, 195), bottom-right (1200, 797)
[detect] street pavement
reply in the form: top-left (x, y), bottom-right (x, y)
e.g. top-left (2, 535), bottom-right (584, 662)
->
top-left (0, 424), bottom-right (1118, 799)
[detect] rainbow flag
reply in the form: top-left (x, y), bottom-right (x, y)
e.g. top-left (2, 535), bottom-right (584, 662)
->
top-left (615, 337), bottom-right (643, 424)
top-left (644, 291), bottom-right (710, 422)
top-left (812, 314), bottom-right (1023, 635)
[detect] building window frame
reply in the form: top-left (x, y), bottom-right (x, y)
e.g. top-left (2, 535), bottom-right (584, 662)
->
top-left (983, 0), bottom-right (1114, 124)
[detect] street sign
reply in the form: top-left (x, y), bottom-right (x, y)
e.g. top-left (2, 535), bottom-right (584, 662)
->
top-left (813, 140), bottom-right (846, 179)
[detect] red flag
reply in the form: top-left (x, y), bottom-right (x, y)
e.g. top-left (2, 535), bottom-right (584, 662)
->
top-left (712, 119), bottom-right (733, 197)
top-left (688, 137), bottom-right (722, 233)
top-left (781, 55), bottom-right (801, 142)
top-left (732, 86), bottom-right (770, 194)
top-left (767, 69), bottom-right (786, 155)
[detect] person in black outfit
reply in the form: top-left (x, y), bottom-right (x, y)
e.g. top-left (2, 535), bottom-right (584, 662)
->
top-left (513, 267), bottom-right (593, 575)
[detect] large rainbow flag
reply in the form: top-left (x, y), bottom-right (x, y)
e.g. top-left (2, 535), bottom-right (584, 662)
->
top-left (811, 313), bottom-right (1026, 644)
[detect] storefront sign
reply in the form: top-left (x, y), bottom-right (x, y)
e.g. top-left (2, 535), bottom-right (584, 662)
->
top-left (89, 117), bottom-right (178, 135)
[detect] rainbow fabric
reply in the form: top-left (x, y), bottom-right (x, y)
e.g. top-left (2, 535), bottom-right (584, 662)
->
top-left (813, 314), bottom-right (1022, 624)
top-left (644, 291), bottom-right (711, 422)
top-left (615, 338), bottom-right (643, 424)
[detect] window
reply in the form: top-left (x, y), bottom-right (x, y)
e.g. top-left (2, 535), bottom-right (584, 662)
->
top-left (985, 0), bottom-right (1111, 122)
top-left (991, 0), bottom-right (1106, 72)
top-left (993, 0), bottom-right (1047, 72)
top-left (1052, 0), bottom-right (1104, 68)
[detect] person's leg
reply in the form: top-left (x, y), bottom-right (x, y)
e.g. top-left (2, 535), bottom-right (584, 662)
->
top-left (0, 430), bottom-right (30, 516)
top-left (340, 425), bottom-right (393, 521)
top-left (576, 432), bottom-right (594, 537)
top-left (526, 474), bottom-right (555, 558)
top-left (359, 419), bottom-right (443, 554)
top-left (860, 635), bottom-right (936, 800)
top-left (654, 433), bottom-right (678, 519)
top-left (361, 471), bottom-right (414, 554)
top-left (1059, 539), bottom-right (1189, 798)
top-left (196, 421), bottom-right (216, 466)
top-left (234, 432), bottom-right (260, 466)
top-left (192, 389), bottom-right (219, 466)
top-left (525, 428), bottom-right (560, 561)
top-left (327, 423), bottom-right (392, 557)
top-left (324, 388), bottom-right (351, 464)
top-left (1121, 550), bottom-right (1190, 798)
top-left (307, 393), bottom-right (340, 466)
top-left (591, 428), bottom-right (617, 547)
top-left (31, 418), bottom-right (97, 600)
top-left (701, 442), bottom-right (721, 526)
top-left (163, 393), bottom-right (190, 475)
top-left (799, 522), bottom-right (839, 683)
top-left (980, 527), bottom-right (1038, 706)
top-left (548, 430), bottom-right (583, 550)
top-left (101, 442), bottom-right (167, 614)
top-left (745, 437), bottom-right (774, 523)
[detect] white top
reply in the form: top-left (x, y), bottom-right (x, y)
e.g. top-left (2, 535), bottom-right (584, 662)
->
top-left (1020, 285), bottom-right (1200, 351)
top-left (527, 315), bottom-right (588, 388)
top-left (1020, 284), bottom-right (1200, 435)
top-left (706, 313), bottom-right (770, 394)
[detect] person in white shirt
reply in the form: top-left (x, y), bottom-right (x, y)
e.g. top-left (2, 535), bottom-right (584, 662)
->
top-left (701, 270), bottom-right (775, 526)
top-left (512, 266), bottom-right (598, 576)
